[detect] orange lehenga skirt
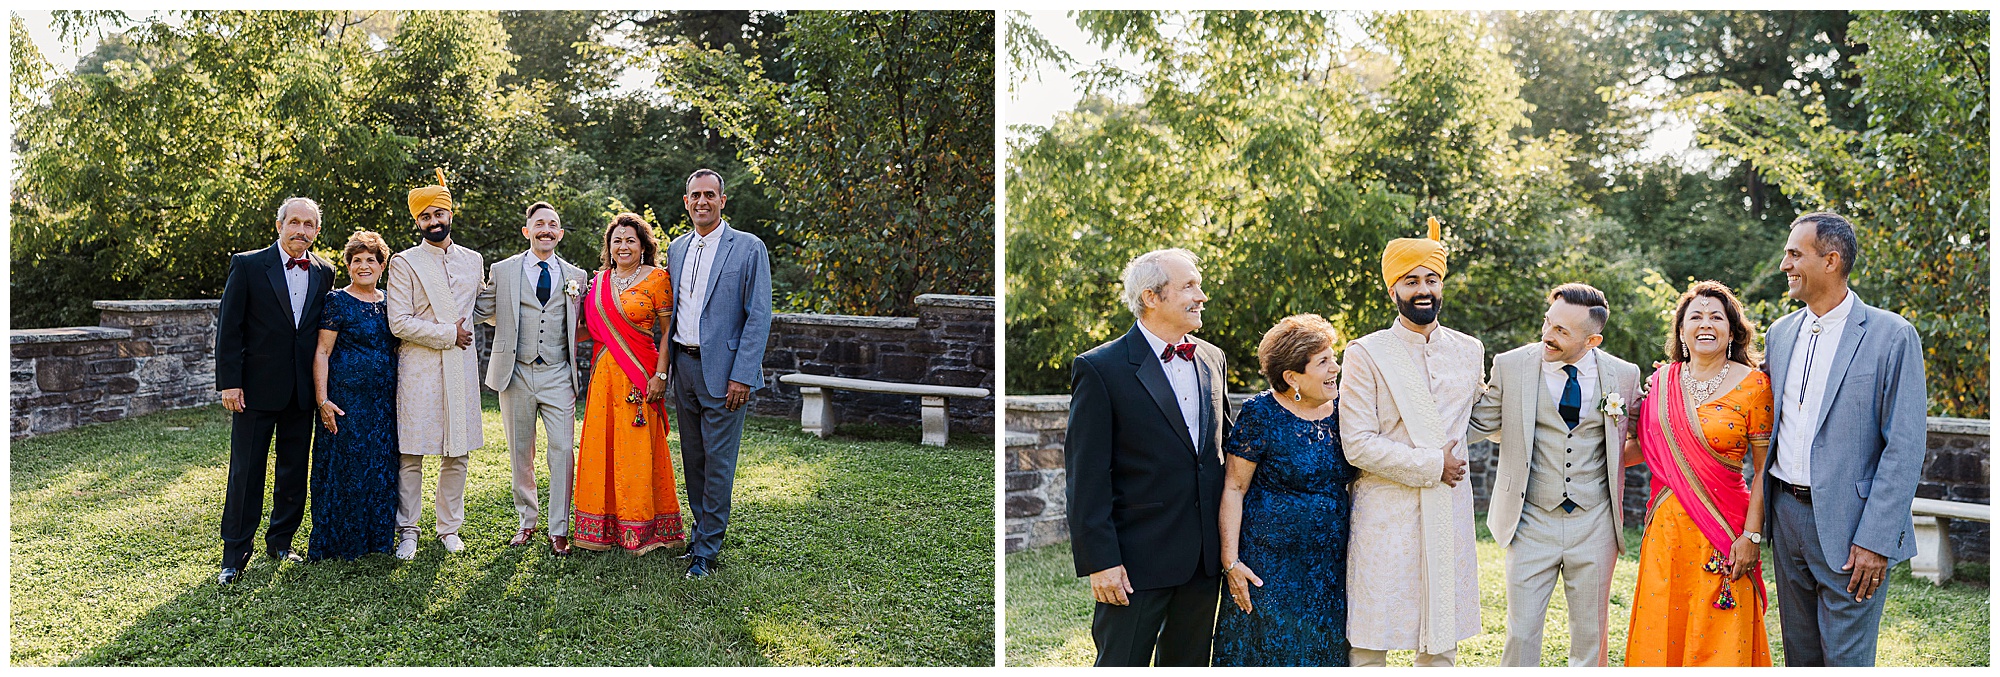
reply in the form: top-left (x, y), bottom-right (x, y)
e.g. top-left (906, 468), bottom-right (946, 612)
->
top-left (571, 271), bottom-right (686, 554)
top-left (1625, 374), bottom-right (1773, 666)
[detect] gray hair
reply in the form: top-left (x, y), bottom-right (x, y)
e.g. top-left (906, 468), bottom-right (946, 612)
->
top-left (1792, 211), bottom-right (1859, 276)
top-left (686, 168), bottom-right (726, 195)
top-left (1120, 248), bottom-right (1200, 317)
top-left (276, 196), bottom-right (321, 223)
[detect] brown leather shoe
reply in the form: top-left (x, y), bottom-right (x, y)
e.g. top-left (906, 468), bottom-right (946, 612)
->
top-left (550, 535), bottom-right (571, 556)
top-left (508, 527), bottom-right (538, 547)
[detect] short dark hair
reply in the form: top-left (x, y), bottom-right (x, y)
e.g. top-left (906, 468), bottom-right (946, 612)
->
top-left (1792, 211), bottom-right (1859, 276)
top-left (686, 168), bottom-right (725, 195)
top-left (1257, 314), bottom-right (1340, 394)
top-left (598, 212), bottom-right (660, 271)
top-left (524, 201), bottom-right (558, 221)
top-left (1547, 282), bottom-right (1609, 334)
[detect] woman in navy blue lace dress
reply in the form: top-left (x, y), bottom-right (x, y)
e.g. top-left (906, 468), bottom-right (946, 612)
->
top-left (308, 232), bottom-right (401, 561)
top-left (1212, 314), bottom-right (1357, 666)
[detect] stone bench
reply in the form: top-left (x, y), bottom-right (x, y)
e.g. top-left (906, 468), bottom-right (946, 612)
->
top-left (1910, 497), bottom-right (1991, 585)
top-left (777, 373), bottom-right (990, 447)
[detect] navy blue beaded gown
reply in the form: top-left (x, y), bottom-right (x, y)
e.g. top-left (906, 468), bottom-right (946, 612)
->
top-left (307, 289), bottom-right (400, 561)
top-left (1211, 391), bottom-right (1358, 666)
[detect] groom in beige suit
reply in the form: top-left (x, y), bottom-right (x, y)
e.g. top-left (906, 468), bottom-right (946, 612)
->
top-left (1468, 283), bottom-right (1639, 666)
top-left (474, 201), bottom-right (589, 555)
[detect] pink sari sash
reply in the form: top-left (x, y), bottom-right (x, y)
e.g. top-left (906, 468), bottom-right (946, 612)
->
top-left (582, 270), bottom-right (664, 411)
top-left (1639, 362), bottom-right (1765, 608)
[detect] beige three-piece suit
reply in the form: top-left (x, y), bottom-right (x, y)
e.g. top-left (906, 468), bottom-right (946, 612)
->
top-left (473, 251), bottom-right (589, 538)
top-left (1469, 344), bottom-right (1641, 667)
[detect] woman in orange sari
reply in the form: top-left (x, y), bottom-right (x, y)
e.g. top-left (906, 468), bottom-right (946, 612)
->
top-left (572, 213), bottom-right (687, 555)
top-left (1623, 280), bottom-right (1772, 666)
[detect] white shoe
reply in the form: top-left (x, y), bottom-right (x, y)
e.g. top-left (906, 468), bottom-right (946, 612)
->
top-left (395, 534), bottom-right (418, 560)
top-left (439, 533), bottom-right (465, 553)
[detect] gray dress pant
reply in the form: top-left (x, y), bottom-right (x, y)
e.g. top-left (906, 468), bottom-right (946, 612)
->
top-left (498, 360), bottom-right (575, 536)
top-left (1772, 490), bottom-right (1889, 666)
top-left (673, 349), bottom-right (748, 560)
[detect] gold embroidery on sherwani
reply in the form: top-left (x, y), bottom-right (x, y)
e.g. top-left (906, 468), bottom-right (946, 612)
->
top-left (404, 246), bottom-right (474, 454)
top-left (1358, 330), bottom-right (1459, 655)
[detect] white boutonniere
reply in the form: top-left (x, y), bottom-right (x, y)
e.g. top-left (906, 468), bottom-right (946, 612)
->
top-left (564, 279), bottom-right (583, 298)
top-left (1601, 392), bottom-right (1627, 421)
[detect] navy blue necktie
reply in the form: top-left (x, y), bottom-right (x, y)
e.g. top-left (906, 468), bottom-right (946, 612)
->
top-left (536, 261), bottom-right (552, 305)
top-left (1560, 364), bottom-right (1581, 430)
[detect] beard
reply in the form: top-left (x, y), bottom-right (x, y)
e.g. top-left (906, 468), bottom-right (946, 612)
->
top-left (1396, 292), bottom-right (1443, 326)
top-left (421, 223), bottom-right (452, 243)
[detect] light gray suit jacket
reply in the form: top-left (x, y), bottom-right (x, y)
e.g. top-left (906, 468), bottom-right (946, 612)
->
top-left (1763, 294), bottom-right (1928, 566)
top-left (1469, 344), bottom-right (1641, 553)
top-left (472, 251), bottom-right (588, 393)
top-left (664, 222), bottom-right (774, 398)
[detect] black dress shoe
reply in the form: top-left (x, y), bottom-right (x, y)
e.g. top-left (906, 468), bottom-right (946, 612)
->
top-left (269, 549), bottom-right (304, 563)
top-left (685, 555), bottom-right (715, 579)
top-left (218, 567), bottom-right (243, 585)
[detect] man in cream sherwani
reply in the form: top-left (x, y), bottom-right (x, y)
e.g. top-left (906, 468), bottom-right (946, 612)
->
top-left (474, 201), bottom-right (588, 556)
top-left (1468, 283), bottom-right (1640, 666)
top-left (386, 169), bottom-right (485, 559)
top-left (1339, 217), bottom-right (1483, 667)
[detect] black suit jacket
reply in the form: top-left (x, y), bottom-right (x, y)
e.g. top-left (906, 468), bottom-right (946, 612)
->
top-left (215, 243), bottom-right (334, 411)
top-left (1065, 324), bottom-right (1232, 591)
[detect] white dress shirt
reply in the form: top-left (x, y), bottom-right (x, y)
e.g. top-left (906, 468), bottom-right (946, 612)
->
top-left (1137, 321), bottom-right (1201, 450)
top-left (524, 250), bottom-right (557, 302)
top-left (1542, 348), bottom-right (1599, 410)
top-left (674, 222), bottom-right (728, 347)
top-left (277, 241), bottom-right (308, 327)
top-left (1772, 290), bottom-right (1858, 486)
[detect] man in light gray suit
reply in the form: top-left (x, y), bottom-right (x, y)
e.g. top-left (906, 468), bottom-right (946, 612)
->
top-left (1764, 211), bottom-right (1927, 666)
top-left (474, 201), bottom-right (590, 555)
top-left (666, 168), bottom-right (773, 579)
top-left (1468, 283), bottom-right (1640, 667)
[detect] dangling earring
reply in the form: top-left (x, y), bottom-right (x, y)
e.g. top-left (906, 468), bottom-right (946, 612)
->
top-left (1293, 389), bottom-right (1303, 402)
top-left (1681, 341), bottom-right (1690, 360)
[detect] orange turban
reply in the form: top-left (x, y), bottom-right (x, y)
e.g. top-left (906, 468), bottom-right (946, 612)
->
top-left (1381, 216), bottom-right (1448, 290)
top-left (407, 168), bottom-right (453, 220)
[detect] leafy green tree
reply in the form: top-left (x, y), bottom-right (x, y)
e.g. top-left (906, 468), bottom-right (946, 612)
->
top-left (9, 11), bottom-right (606, 327)
top-left (1007, 11), bottom-right (1653, 393)
top-left (1491, 11), bottom-right (1650, 196)
top-left (1690, 10), bottom-right (1988, 416)
top-left (497, 10), bottom-right (617, 137)
top-left (652, 10), bottom-right (995, 315)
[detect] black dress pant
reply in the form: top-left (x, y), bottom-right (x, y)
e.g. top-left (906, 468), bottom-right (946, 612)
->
top-left (1091, 573), bottom-right (1221, 666)
top-left (219, 397), bottom-right (312, 567)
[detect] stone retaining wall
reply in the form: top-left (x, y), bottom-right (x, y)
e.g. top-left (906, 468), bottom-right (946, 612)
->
top-left (750, 294), bottom-right (995, 436)
top-left (1002, 394), bottom-right (1990, 563)
top-left (12, 295), bottom-right (996, 441)
top-left (10, 301), bottom-right (221, 439)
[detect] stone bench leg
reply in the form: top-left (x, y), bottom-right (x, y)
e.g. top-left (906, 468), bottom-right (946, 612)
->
top-left (799, 387), bottom-right (835, 439)
top-left (921, 396), bottom-right (949, 447)
top-left (1909, 515), bottom-right (1955, 585)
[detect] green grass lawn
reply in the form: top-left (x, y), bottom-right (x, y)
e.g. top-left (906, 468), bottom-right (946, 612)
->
top-left (11, 396), bottom-right (995, 666)
top-left (1006, 519), bottom-right (1990, 666)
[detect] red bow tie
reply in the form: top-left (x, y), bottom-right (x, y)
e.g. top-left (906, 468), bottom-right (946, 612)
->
top-left (1160, 342), bottom-right (1196, 363)
top-left (286, 258), bottom-right (310, 271)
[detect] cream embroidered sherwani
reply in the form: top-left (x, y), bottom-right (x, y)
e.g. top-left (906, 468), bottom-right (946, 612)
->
top-left (1339, 320), bottom-right (1485, 655)
top-left (386, 241), bottom-right (484, 536)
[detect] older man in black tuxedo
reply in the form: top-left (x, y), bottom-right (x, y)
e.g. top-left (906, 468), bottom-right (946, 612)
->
top-left (214, 196), bottom-right (334, 584)
top-left (1065, 247), bottom-right (1232, 666)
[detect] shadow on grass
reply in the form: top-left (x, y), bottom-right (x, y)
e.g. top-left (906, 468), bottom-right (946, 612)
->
top-left (10, 405), bottom-right (234, 508)
top-left (15, 401), bottom-right (993, 666)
